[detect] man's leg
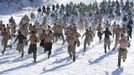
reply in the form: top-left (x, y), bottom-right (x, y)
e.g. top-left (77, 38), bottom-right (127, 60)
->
top-left (48, 43), bottom-right (52, 59)
top-left (61, 33), bottom-right (65, 44)
top-left (1, 41), bottom-right (7, 55)
top-left (68, 46), bottom-right (72, 58)
top-left (72, 48), bottom-right (76, 62)
top-left (122, 49), bottom-right (128, 62)
top-left (33, 45), bottom-right (37, 63)
top-left (21, 50), bottom-right (24, 58)
top-left (104, 39), bottom-right (107, 53)
top-left (84, 41), bottom-right (87, 52)
top-left (108, 38), bottom-right (111, 50)
top-left (118, 50), bottom-right (122, 67)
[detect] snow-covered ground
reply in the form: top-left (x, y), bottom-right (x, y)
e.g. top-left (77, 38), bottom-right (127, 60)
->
top-left (0, 28), bottom-right (134, 75)
top-left (0, 0), bottom-right (134, 75)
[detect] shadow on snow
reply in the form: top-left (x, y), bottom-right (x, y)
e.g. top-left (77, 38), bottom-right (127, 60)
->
top-left (0, 45), bottom-right (67, 74)
top-left (112, 67), bottom-right (123, 75)
top-left (89, 47), bottom-right (118, 65)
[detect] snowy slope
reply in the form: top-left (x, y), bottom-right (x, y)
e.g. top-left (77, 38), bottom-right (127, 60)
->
top-left (0, 0), bottom-right (54, 15)
top-left (0, 0), bottom-right (134, 75)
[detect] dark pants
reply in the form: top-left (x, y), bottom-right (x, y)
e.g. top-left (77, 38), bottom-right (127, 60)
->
top-left (44, 43), bottom-right (52, 58)
top-left (1, 40), bottom-right (8, 54)
top-left (21, 50), bottom-right (24, 58)
top-left (84, 39), bottom-right (90, 52)
top-left (127, 31), bottom-right (132, 40)
top-left (28, 44), bottom-right (37, 62)
top-left (68, 45), bottom-right (76, 62)
top-left (104, 37), bottom-right (110, 53)
top-left (118, 48), bottom-right (127, 67)
top-left (54, 33), bottom-right (64, 43)
top-left (97, 32), bottom-right (102, 42)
